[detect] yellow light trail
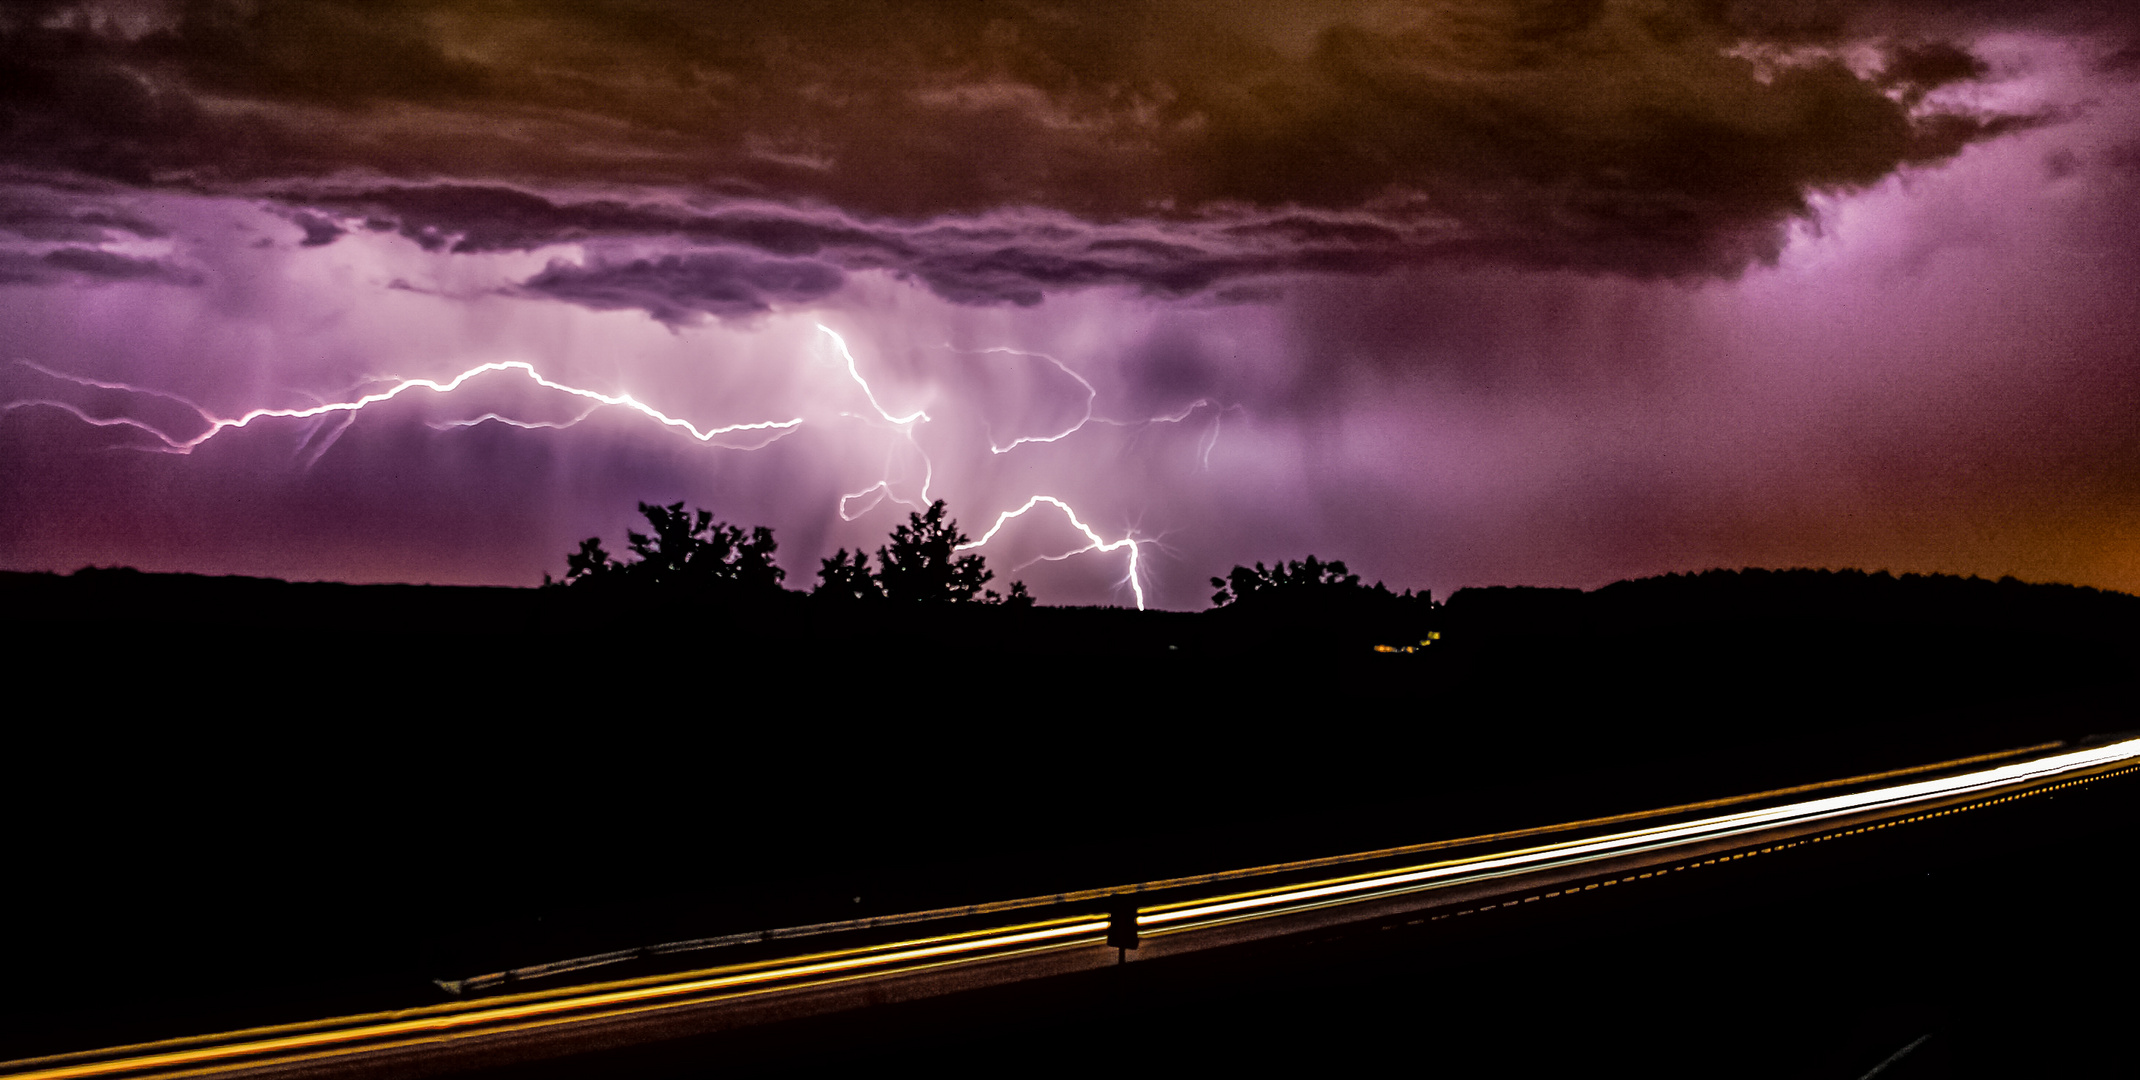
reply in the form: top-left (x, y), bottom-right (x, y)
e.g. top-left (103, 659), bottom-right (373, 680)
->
top-left (6, 738), bottom-right (2130, 1080)
top-left (2, 920), bottom-right (1110, 1080)
top-left (431, 740), bottom-right (2067, 995)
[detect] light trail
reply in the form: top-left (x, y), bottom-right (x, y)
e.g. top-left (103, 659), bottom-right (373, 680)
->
top-left (431, 740), bottom-right (2067, 995)
top-left (1134, 736), bottom-right (2140, 933)
top-left (3, 739), bottom-right (2130, 1080)
top-left (0, 919), bottom-right (1110, 1080)
top-left (7, 359), bottom-right (803, 455)
top-left (956, 494), bottom-right (1148, 609)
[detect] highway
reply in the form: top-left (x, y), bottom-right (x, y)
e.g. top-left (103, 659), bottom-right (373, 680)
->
top-left (6, 735), bottom-right (2135, 1080)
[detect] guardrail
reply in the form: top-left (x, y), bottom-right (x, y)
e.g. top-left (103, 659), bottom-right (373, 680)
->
top-left (433, 739), bottom-right (2065, 996)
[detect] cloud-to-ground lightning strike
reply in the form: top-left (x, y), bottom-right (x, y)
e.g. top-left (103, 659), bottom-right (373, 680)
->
top-left (816, 328), bottom-right (1153, 607)
top-left (958, 495), bottom-right (1148, 610)
top-left (819, 324), bottom-right (936, 520)
top-left (6, 359), bottom-right (804, 455)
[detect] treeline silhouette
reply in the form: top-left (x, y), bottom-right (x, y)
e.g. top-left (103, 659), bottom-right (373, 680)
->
top-left (11, 547), bottom-right (2135, 662)
top-left (1444, 566), bottom-right (2137, 640)
top-left (547, 499), bottom-right (1032, 606)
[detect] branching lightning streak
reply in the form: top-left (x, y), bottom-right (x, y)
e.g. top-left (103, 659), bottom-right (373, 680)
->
top-left (6, 359), bottom-right (803, 455)
top-left (428, 407), bottom-right (603, 432)
top-left (18, 328), bottom-right (1233, 606)
top-left (818, 325), bottom-right (927, 426)
top-left (957, 495), bottom-right (1147, 610)
top-left (0, 398), bottom-right (181, 444)
top-left (294, 411), bottom-right (355, 470)
top-left (1198, 407), bottom-right (1225, 470)
top-left (821, 324), bottom-right (937, 520)
top-left (816, 332), bottom-right (1225, 603)
top-left (934, 343), bottom-right (1098, 454)
top-left (1091, 397), bottom-right (1242, 471)
top-left (939, 343), bottom-right (1238, 468)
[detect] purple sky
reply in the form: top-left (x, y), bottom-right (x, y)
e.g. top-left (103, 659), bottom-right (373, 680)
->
top-left (4, 1), bottom-right (2137, 608)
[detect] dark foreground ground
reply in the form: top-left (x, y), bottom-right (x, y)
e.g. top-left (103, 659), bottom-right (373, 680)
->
top-left (4, 567), bottom-right (2134, 1073)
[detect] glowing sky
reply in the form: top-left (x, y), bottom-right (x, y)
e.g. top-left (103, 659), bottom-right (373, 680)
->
top-left (4, 1), bottom-right (2137, 607)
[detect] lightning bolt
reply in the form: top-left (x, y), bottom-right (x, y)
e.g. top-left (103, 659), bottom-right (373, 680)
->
top-left (819, 324), bottom-right (938, 520)
top-left (17, 327), bottom-right (1237, 609)
top-left (0, 398), bottom-right (185, 444)
top-left (821, 330), bottom-right (1234, 606)
top-left (1089, 397), bottom-right (1242, 471)
top-left (428, 407), bottom-right (603, 432)
top-left (932, 343), bottom-right (1098, 455)
top-left (939, 342), bottom-right (1238, 468)
top-left (6, 359), bottom-right (803, 456)
top-left (957, 495), bottom-right (1148, 611)
top-left (818, 324), bottom-right (927, 426)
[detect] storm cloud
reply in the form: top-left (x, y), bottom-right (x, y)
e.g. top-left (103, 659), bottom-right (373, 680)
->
top-left (3, 1), bottom-right (2137, 606)
top-left (0, 245), bottom-right (200, 286)
top-left (516, 252), bottom-right (846, 325)
top-left (0, 1), bottom-right (2055, 289)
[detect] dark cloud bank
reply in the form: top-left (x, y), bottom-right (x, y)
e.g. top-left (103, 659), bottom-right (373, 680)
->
top-left (0, 0), bottom-right (2070, 310)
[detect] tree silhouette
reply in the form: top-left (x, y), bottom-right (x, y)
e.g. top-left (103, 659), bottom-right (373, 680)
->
top-left (549, 501), bottom-right (784, 592)
top-left (1207, 553), bottom-right (1431, 650)
top-left (1209, 555), bottom-right (1372, 607)
top-left (560, 536), bottom-right (620, 586)
top-left (877, 500), bottom-right (996, 603)
top-left (812, 548), bottom-right (884, 601)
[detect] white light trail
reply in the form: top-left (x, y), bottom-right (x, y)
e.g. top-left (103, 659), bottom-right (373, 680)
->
top-left (7, 741), bottom-right (2125, 1080)
top-left (1138, 737), bottom-right (2140, 931)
